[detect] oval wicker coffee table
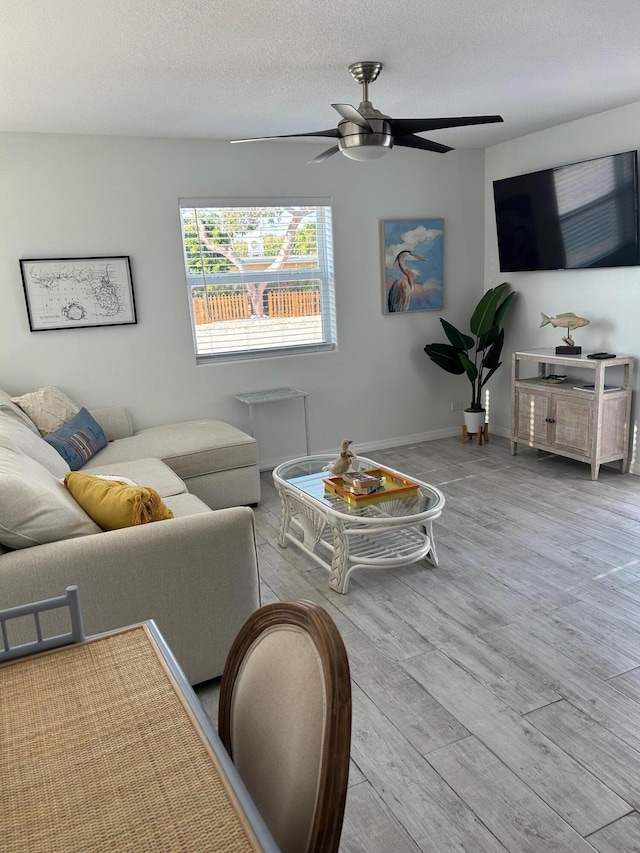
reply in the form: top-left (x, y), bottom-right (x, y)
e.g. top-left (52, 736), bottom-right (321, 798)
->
top-left (272, 454), bottom-right (445, 593)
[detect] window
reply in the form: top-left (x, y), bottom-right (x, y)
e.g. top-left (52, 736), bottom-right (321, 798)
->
top-left (179, 198), bottom-right (336, 363)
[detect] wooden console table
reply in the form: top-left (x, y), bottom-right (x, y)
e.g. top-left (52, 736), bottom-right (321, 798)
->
top-left (0, 623), bottom-right (279, 852)
top-left (511, 349), bottom-right (634, 480)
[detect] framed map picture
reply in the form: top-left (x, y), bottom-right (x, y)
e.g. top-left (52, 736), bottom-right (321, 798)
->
top-left (381, 218), bottom-right (444, 314)
top-left (19, 256), bottom-right (137, 331)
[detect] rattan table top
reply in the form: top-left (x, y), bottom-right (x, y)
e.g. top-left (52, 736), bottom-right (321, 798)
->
top-left (0, 624), bottom-right (261, 852)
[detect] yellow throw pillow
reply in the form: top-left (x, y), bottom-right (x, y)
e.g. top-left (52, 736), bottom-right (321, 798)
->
top-left (64, 472), bottom-right (174, 531)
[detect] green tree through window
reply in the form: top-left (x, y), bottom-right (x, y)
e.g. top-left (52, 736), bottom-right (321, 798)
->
top-left (179, 200), bottom-right (336, 362)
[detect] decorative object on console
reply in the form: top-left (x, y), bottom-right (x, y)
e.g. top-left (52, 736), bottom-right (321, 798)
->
top-left (323, 439), bottom-right (355, 476)
top-left (424, 282), bottom-right (516, 436)
top-left (540, 312), bottom-right (590, 355)
top-left (382, 219), bottom-right (443, 313)
top-left (19, 256), bottom-right (136, 331)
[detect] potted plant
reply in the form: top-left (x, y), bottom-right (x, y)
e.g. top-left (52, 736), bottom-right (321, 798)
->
top-left (424, 282), bottom-right (516, 433)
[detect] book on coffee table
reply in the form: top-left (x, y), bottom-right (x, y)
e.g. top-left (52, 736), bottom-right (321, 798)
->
top-left (340, 471), bottom-right (383, 494)
top-left (323, 468), bottom-right (419, 507)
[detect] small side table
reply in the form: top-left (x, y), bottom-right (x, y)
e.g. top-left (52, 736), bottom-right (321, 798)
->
top-left (234, 387), bottom-right (310, 456)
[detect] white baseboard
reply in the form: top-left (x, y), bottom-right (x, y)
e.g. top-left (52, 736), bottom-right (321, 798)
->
top-left (258, 423), bottom-right (638, 476)
top-left (257, 425), bottom-right (491, 472)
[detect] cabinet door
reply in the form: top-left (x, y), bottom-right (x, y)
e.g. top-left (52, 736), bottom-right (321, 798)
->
top-left (553, 396), bottom-right (592, 455)
top-left (515, 389), bottom-right (551, 445)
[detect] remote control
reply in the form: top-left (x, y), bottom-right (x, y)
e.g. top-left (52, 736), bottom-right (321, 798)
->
top-left (587, 352), bottom-right (616, 359)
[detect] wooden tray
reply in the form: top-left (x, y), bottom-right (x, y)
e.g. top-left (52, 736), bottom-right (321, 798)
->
top-left (323, 468), bottom-right (419, 507)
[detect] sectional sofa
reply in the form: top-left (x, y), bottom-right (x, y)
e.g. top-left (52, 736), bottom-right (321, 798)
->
top-left (0, 388), bottom-right (262, 684)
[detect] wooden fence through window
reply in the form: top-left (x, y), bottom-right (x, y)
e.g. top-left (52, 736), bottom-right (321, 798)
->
top-left (192, 290), bottom-right (321, 324)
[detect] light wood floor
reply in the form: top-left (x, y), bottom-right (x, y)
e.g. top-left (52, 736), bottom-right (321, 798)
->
top-left (196, 435), bottom-right (640, 852)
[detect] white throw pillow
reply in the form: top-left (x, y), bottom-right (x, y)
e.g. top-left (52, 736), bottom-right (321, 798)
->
top-left (91, 473), bottom-right (138, 486)
top-left (0, 417), bottom-right (70, 479)
top-left (11, 386), bottom-right (80, 437)
top-left (0, 435), bottom-right (100, 549)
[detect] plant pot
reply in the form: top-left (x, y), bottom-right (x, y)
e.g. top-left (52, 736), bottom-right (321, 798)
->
top-left (463, 409), bottom-right (486, 434)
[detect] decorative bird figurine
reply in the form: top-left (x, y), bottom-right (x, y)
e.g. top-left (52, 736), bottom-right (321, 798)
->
top-left (324, 439), bottom-right (356, 475)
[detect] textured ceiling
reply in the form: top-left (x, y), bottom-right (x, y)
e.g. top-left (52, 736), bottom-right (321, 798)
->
top-left (3, 0), bottom-right (640, 151)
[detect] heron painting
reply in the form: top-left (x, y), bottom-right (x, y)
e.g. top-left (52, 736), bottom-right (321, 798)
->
top-left (381, 218), bottom-right (444, 314)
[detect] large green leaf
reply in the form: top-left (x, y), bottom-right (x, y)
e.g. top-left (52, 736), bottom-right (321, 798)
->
top-left (440, 319), bottom-right (474, 351)
top-left (480, 361), bottom-right (502, 388)
top-left (470, 283), bottom-right (509, 337)
top-left (424, 343), bottom-right (466, 374)
top-left (477, 324), bottom-right (500, 351)
top-left (493, 289), bottom-right (516, 328)
top-left (482, 333), bottom-right (504, 371)
top-left (458, 352), bottom-right (478, 382)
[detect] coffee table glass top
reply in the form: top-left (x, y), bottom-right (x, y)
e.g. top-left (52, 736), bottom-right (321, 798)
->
top-left (274, 455), bottom-right (442, 519)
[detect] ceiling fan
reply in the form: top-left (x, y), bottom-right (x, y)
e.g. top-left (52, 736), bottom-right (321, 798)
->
top-left (230, 61), bottom-right (503, 163)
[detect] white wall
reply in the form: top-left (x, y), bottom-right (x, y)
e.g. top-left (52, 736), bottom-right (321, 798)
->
top-left (484, 101), bottom-right (640, 455)
top-left (0, 132), bottom-right (485, 466)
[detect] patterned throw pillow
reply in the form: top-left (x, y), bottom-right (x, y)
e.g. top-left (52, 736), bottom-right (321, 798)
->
top-left (11, 386), bottom-right (80, 436)
top-left (45, 408), bottom-right (108, 470)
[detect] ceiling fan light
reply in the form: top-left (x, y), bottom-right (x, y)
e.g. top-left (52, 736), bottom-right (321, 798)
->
top-left (338, 130), bottom-right (393, 161)
top-left (341, 145), bottom-right (391, 161)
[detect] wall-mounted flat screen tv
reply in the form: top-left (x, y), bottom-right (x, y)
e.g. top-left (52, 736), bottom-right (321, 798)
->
top-left (493, 150), bottom-right (640, 272)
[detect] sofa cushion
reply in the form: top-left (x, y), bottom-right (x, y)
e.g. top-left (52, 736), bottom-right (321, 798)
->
top-left (0, 417), bottom-right (70, 479)
top-left (83, 458), bottom-right (188, 498)
top-left (89, 406), bottom-right (133, 441)
top-left (0, 436), bottom-right (101, 549)
top-left (86, 420), bottom-right (258, 479)
top-left (64, 472), bottom-right (175, 530)
top-left (11, 386), bottom-right (80, 436)
top-left (0, 389), bottom-right (41, 434)
top-left (45, 408), bottom-right (108, 470)
top-left (162, 493), bottom-right (212, 517)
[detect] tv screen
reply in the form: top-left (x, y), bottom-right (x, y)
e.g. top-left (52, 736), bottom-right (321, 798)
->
top-left (493, 150), bottom-right (640, 272)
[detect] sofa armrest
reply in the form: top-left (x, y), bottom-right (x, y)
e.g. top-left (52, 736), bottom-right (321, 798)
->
top-left (89, 406), bottom-right (134, 441)
top-left (0, 508), bottom-right (260, 684)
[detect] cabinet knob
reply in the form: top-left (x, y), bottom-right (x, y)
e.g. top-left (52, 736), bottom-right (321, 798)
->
top-left (545, 417), bottom-right (555, 423)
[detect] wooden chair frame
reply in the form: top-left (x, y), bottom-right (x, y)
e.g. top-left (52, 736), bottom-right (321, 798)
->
top-left (218, 599), bottom-right (352, 853)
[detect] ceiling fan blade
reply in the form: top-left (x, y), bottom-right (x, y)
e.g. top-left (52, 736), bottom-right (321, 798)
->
top-left (331, 104), bottom-right (372, 130)
top-left (309, 145), bottom-right (341, 164)
top-left (231, 128), bottom-right (340, 144)
top-left (389, 115), bottom-right (504, 135)
top-left (394, 135), bottom-right (454, 154)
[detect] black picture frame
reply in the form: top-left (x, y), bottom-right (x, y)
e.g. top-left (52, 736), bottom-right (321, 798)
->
top-left (19, 256), bottom-right (137, 331)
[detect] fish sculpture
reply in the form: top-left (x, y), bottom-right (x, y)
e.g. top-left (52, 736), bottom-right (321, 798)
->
top-left (540, 312), bottom-right (590, 347)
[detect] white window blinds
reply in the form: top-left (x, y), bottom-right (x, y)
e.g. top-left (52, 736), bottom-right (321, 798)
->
top-left (179, 199), bottom-right (336, 363)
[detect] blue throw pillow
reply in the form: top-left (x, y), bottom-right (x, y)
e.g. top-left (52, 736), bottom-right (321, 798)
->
top-left (45, 408), bottom-right (107, 470)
